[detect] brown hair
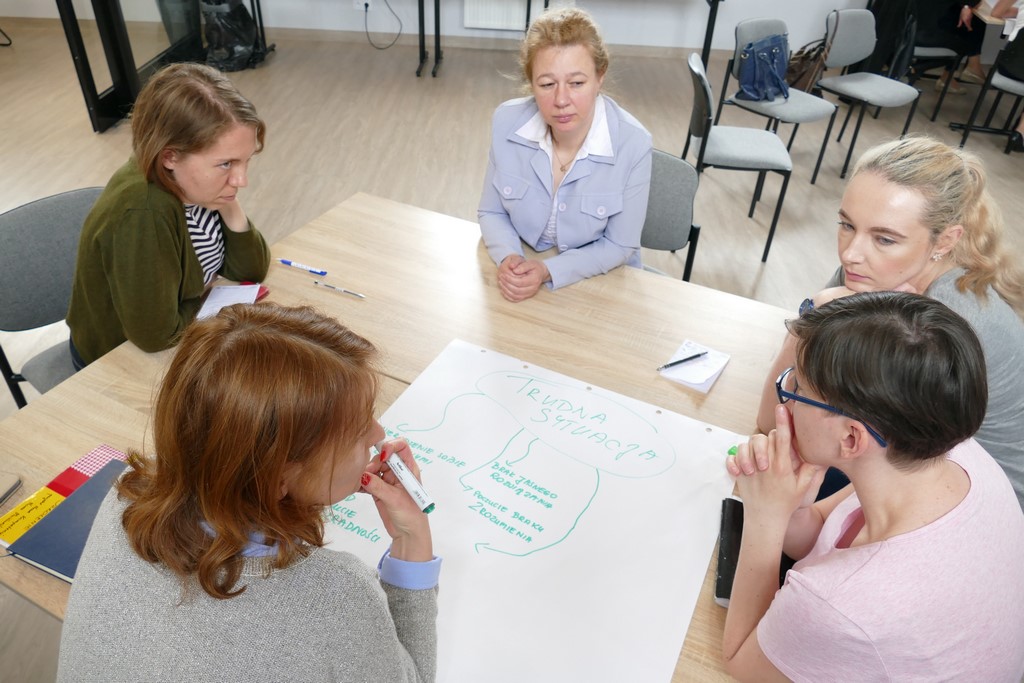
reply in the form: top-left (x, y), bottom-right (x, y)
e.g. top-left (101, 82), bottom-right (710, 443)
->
top-left (131, 63), bottom-right (266, 201)
top-left (852, 136), bottom-right (1024, 318)
top-left (520, 7), bottom-right (610, 85)
top-left (118, 303), bottom-right (379, 599)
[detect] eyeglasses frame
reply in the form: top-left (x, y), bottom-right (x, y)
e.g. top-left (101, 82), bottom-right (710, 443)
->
top-left (775, 367), bottom-right (888, 448)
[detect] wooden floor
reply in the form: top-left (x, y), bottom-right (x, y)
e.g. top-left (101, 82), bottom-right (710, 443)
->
top-left (0, 17), bottom-right (1021, 680)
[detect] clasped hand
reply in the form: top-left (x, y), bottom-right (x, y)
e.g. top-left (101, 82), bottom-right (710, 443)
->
top-left (727, 405), bottom-right (823, 517)
top-left (497, 255), bottom-right (550, 302)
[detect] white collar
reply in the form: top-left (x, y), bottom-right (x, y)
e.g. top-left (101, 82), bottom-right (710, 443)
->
top-left (515, 95), bottom-right (613, 160)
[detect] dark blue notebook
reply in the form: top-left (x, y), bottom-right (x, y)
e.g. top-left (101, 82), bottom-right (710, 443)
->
top-left (7, 459), bottom-right (126, 583)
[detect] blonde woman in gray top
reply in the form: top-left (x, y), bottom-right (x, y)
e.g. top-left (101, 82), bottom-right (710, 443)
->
top-left (757, 136), bottom-right (1024, 509)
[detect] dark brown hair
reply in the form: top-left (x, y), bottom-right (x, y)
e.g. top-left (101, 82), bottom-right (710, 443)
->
top-left (787, 291), bottom-right (987, 469)
top-left (131, 62), bottom-right (266, 201)
top-left (118, 303), bottom-right (378, 599)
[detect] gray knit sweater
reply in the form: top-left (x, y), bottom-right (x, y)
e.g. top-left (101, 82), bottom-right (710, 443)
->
top-left (57, 491), bottom-right (438, 682)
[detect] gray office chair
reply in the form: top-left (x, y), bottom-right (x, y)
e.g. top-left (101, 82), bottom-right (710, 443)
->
top-left (683, 53), bottom-right (792, 263)
top-left (959, 53), bottom-right (1024, 153)
top-left (909, 45), bottom-right (963, 121)
top-left (816, 9), bottom-right (920, 178)
top-left (0, 187), bottom-right (102, 408)
top-left (641, 150), bottom-right (700, 282)
top-left (716, 17), bottom-right (838, 185)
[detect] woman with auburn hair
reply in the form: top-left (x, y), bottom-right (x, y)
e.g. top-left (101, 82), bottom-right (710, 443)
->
top-left (757, 136), bottom-right (1024, 508)
top-left (478, 6), bottom-right (652, 302)
top-left (58, 304), bottom-right (440, 682)
top-left (66, 62), bottom-right (270, 368)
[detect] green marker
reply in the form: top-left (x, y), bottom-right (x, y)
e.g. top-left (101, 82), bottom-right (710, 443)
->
top-left (727, 445), bottom-right (738, 456)
top-left (385, 451), bottom-right (435, 514)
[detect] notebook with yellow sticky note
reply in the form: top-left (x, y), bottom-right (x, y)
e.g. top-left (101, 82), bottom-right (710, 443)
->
top-left (0, 445), bottom-right (127, 548)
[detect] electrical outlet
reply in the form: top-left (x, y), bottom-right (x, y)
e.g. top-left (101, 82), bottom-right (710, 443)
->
top-left (353, 0), bottom-right (371, 9)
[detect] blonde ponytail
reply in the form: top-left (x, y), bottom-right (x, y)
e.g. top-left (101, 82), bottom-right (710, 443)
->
top-left (853, 136), bottom-right (1024, 318)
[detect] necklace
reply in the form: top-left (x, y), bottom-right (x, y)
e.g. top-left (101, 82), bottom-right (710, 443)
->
top-left (551, 131), bottom-right (579, 173)
top-left (553, 146), bottom-right (574, 173)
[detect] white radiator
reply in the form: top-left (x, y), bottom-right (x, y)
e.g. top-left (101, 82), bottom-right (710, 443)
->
top-left (464, 0), bottom-right (575, 31)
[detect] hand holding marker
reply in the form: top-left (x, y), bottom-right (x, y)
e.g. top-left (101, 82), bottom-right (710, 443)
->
top-left (374, 442), bottom-right (435, 514)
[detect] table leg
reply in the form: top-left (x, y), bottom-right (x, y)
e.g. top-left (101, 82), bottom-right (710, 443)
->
top-left (416, 0), bottom-right (428, 77)
top-left (431, 0), bottom-right (443, 77)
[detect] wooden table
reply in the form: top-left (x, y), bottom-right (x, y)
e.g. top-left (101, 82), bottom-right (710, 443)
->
top-left (0, 193), bottom-right (792, 682)
top-left (975, 1), bottom-right (1008, 26)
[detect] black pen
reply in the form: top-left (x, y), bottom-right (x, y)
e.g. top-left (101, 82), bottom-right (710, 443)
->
top-left (313, 280), bottom-right (366, 299)
top-left (656, 351), bottom-right (708, 372)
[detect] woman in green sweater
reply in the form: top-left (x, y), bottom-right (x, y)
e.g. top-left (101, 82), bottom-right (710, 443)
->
top-left (66, 62), bottom-right (270, 367)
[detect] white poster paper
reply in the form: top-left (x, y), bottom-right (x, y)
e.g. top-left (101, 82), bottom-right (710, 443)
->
top-left (324, 340), bottom-right (738, 682)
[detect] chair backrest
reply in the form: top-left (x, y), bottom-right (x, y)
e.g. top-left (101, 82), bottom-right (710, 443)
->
top-left (0, 187), bottom-right (102, 332)
top-left (888, 12), bottom-right (917, 79)
top-left (732, 17), bottom-right (788, 78)
top-left (687, 53), bottom-right (714, 141)
top-left (641, 150), bottom-right (699, 252)
top-left (824, 9), bottom-right (877, 69)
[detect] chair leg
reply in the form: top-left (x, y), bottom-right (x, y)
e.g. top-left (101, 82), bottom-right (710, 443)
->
top-left (960, 81), bottom-right (991, 148)
top-left (750, 171), bottom-right (766, 217)
top-left (811, 107), bottom-right (837, 185)
top-left (1004, 96), bottom-right (1022, 130)
top-left (682, 133), bottom-right (692, 163)
top-left (931, 68), bottom-right (954, 122)
top-left (837, 103), bottom-right (855, 142)
top-left (984, 91), bottom-right (1005, 127)
top-left (900, 95), bottom-right (919, 136)
top-left (786, 123), bottom-right (800, 151)
top-left (0, 346), bottom-right (28, 409)
top-left (682, 224), bottom-right (701, 282)
top-left (840, 103), bottom-right (869, 179)
top-left (872, 105), bottom-right (881, 119)
top-left (761, 171), bottom-right (791, 263)
top-left (715, 61), bottom-right (733, 125)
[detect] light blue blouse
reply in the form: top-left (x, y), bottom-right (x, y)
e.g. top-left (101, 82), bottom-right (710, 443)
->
top-left (478, 95), bottom-right (653, 290)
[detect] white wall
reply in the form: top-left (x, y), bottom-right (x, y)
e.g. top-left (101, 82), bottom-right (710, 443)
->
top-left (0, 0), bottom-right (867, 49)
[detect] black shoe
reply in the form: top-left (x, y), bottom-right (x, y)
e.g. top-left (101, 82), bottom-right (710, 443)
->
top-left (1010, 131), bottom-right (1024, 153)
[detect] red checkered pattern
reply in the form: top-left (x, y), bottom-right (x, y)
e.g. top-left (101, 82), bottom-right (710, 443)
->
top-left (70, 444), bottom-right (127, 477)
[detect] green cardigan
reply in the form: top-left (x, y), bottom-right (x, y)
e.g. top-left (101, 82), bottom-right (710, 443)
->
top-left (66, 160), bottom-right (271, 365)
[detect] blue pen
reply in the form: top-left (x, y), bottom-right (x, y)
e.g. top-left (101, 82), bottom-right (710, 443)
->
top-left (277, 258), bottom-right (327, 276)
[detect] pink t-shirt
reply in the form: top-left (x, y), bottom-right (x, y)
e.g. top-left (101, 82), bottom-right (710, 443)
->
top-left (758, 438), bottom-right (1024, 682)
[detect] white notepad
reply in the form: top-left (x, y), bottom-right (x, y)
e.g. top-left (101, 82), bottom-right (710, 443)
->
top-left (659, 339), bottom-right (730, 393)
top-left (197, 284), bottom-right (261, 320)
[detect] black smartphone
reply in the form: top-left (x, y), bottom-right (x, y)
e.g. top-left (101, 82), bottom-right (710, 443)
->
top-left (0, 471), bottom-right (23, 507)
top-left (714, 496), bottom-right (744, 608)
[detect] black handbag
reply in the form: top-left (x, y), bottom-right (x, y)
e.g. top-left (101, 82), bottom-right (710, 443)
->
top-left (201, 0), bottom-right (258, 72)
top-left (736, 33), bottom-right (790, 101)
top-left (997, 29), bottom-right (1024, 82)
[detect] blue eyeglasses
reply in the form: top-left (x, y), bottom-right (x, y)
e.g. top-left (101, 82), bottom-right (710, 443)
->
top-left (776, 367), bottom-right (888, 448)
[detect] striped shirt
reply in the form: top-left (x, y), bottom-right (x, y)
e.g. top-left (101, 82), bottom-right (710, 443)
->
top-left (184, 204), bottom-right (226, 285)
